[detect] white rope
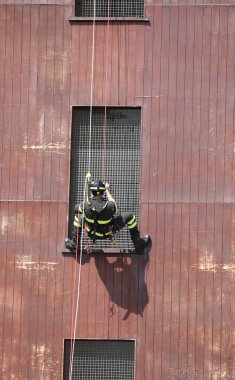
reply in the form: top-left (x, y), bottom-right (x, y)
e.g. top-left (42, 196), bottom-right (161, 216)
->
top-left (69, 178), bottom-right (88, 378)
top-left (88, 0), bottom-right (97, 172)
top-left (69, 1), bottom-right (97, 378)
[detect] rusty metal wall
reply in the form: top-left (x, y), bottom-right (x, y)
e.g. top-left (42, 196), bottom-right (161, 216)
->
top-left (0, 1), bottom-right (235, 379)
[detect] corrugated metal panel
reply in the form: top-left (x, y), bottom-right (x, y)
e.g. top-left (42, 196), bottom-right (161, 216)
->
top-left (0, 2), bottom-right (235, 380)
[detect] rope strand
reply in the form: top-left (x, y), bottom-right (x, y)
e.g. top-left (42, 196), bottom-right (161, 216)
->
top-left (68, 229), bottom-right (80, 380)
top-left (69, 178), bottom-right (88, 380)
top-left (68, 0), bottom-right (111, 376)
top-left (102, 0), bottom-right (110, 180)
top-left (88, 0), bottom-right (97, 173)
top-left (69, 1), bottom-right (97, 379)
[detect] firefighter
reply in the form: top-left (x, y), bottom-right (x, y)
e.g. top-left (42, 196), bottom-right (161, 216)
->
top-left (64, 180), bottom-right (150, 253)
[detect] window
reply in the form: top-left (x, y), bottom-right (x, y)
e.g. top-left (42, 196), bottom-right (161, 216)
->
top-left (69, 107), bottom-right (141, 250)
top-left (75, 0), bottom-right (145, 18)
top-left (63, 339), bottom-right (135, 380)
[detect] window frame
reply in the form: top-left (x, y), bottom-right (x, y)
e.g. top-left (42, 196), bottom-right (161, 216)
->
top-left (70, 0), bottom-right (148, 22)
top-left (66, 106), bottom-right (142, 254)
top-left (63, 339), bottom-right (136, 380)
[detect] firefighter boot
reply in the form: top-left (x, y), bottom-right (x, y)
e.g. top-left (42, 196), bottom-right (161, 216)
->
top-left (129, 225), bottom-right (150, 253)
top-left (64, 225), bottom-right (82, 253)
top-left (64, 238), bottom-right (77, 252)
top-left (133, 235), bottom-right (150, 253)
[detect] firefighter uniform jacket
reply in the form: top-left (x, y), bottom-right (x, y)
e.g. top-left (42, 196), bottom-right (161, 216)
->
top-left (75, 198), bottom-right (118, 239)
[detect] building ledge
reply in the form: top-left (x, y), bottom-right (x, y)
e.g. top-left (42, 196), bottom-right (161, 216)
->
top-left (62, 247), bottom-right (141, 257)
top-left (69, 17), bottom-right (150, 24)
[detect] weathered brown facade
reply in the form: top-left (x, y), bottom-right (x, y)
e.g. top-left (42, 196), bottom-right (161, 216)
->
top-left (0, 0), bottom-right (235, 379)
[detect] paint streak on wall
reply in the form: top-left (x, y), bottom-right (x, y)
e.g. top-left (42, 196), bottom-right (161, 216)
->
top-left (1, 216), bottom-right (9, 235)
top-left (11, 255), bottom-right (58, 272)
top-left (30, 344), bottom-right (61, 380)
top-left (193, 247), bottom-right (235, 276)
top-left (22, 141), bottom-right (66, 152)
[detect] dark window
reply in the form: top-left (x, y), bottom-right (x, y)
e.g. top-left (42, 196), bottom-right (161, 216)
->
top-left (69, 107), bottom-right (141, 250)
top-left (75, 0), bottom-right (144, 18)
top-left (63, 339), bottom-right (135, 380)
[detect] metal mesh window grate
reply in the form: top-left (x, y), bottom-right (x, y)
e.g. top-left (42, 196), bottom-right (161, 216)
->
top-left (63, 339), bottom-right (135, 380)
top-left (75, 0), bottom-right (144, 18)
top-left (69, 107), bottom-right (141, 250)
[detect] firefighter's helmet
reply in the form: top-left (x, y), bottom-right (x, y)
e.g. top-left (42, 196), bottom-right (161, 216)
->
top-left (89, 180), bottom-right (106, 194)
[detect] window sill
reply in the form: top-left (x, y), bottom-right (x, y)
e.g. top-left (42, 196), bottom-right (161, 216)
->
top-left (69, 17), bottom-right (150, 24)
top-left (62, 247), bottom-right (140, 257)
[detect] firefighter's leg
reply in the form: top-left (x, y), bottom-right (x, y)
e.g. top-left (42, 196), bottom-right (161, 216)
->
top-left (65, 214), bottom-right (82, 252)
top-left (114, 212), bottom-right (150, 252)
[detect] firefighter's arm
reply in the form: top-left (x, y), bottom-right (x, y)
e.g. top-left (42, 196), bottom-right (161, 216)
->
top-left (105, 183), bottom-right (115, 202)
top-left (105, 183), bottom-right (119, 212)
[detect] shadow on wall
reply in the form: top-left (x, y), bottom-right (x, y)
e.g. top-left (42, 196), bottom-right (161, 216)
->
top-left (92, 243), bottom-right (151, 320)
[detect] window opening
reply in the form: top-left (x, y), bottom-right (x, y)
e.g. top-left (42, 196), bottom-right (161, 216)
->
top-left (69, 106), bottom-right (141, 250)
top-left (64, 339), bottom-right (135, 380)
top-left (75, 0), bottom-right (145, 18)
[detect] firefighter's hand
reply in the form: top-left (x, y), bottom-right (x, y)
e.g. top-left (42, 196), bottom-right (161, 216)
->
top-left (105, 183), bottom-right (116, 203)
top-left (86, 172), bottom-right (92, 181)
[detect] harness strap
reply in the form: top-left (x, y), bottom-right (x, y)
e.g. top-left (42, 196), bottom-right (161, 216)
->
top-left (88, 200), bottom-right (109, 243)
